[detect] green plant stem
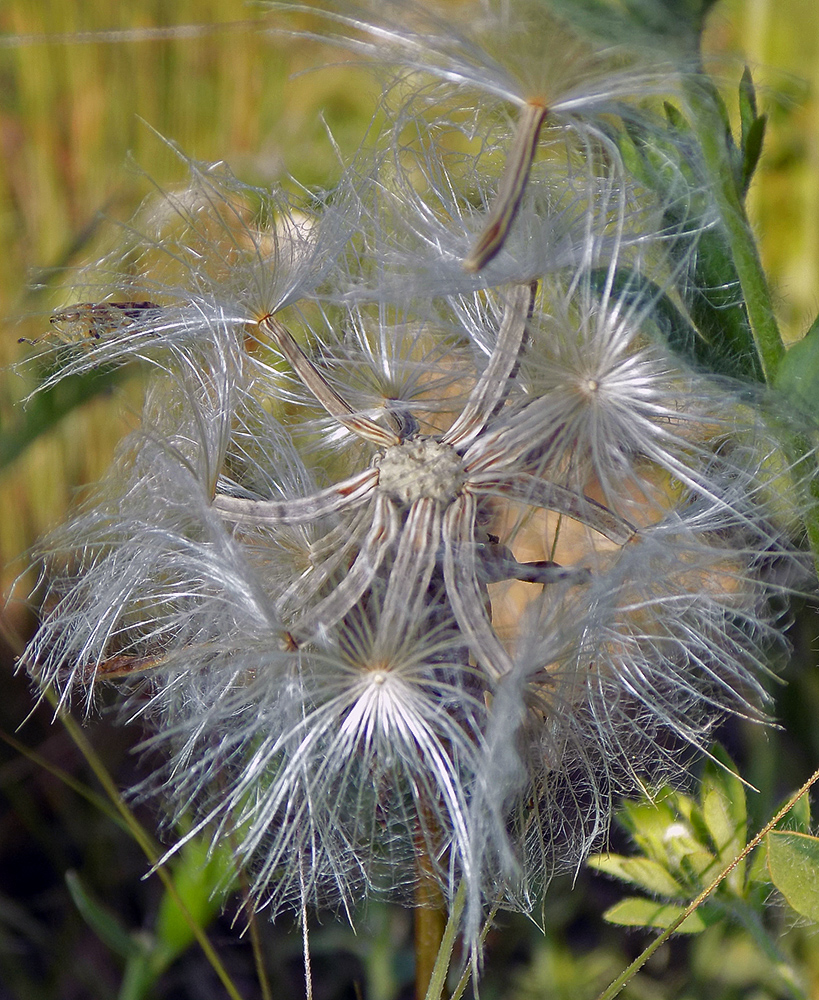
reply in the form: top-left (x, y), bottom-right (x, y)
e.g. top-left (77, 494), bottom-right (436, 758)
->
top-left (415, 872), bottom-right (448, 1000)
top-left (222, 782), bottom-right (274, 1000)
top-left (683, 72), bottom-right (819, 572)
top-left (683, 74), bottom-right (784, 383)
top-left (413, 803), bottom-right (451, 1000)
top-left (447, 897), bottom-right (500, 1000)
top-left (246, 888), bottom-right (274, 1000)
top-left (0, 727), bottom-right (126, 831)
top-left (723, 899), bottom-right (808, 1000)
top-left (51, 697), bottom-right (247, 1000)
top-left (422, 882), bottom-right (466, 1000)
top-left (595, 764), bottom-right (819, 1000)
top-left (119, 952), bottom-right (160, 1000)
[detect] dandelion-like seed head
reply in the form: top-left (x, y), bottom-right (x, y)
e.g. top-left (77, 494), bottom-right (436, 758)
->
top-left (18, 0), bottom-right (816, 972)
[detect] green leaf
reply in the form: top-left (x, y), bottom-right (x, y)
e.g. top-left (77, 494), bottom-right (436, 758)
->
top-left (602, 897), bottom-right (711, 934)
top-left (738, 66), bottom-right (759, 138)
top-left (587, 854), bottom-right (686, 899)
top-left (619, 95), bottom-right (762, 380)
top-left (622, 125), bottom-right (762, 378)
top-left (678, 848), bottom-right (719, 884)
top-left (587, 268), bottom-right (703, 363)
top-left (745, 840), bottom-right (771, 888)
top-left (615, 792), bottom-right (685, 863)
top-left (737, 66), bottom-right (767, 196)
top-left (0, 365), bottom-right (127, 472)
top-left (663, 100), bottom-right (690, 134)
top-left (774, 313), bottom-right (819, 419)
top-left (119, 954), bottom-right (161, 1000)
top-left (154, 831), bottom-right (236, 966)
top-left (65, 870), bottom-right (144, 961)
top-left (740, 114), bottom-right (767, 195)
top-left (548, 0), bottom-right (708, 53)
top-left (707, 81), bottom-right (733, 138)
top-left (774, 789), bottom-right (812, 834)
top-left (620, 114), bottom-right (701, 196)
top-left (700, 751), bottom-right (747, 892)
top-left (614, 127), bottom-right (647, 188)
top-left (767, 831), bottom-right (819, 922)
top-left (676, 225), bottom-right (763, 380)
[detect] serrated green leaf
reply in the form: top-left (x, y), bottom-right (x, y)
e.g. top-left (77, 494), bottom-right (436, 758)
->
top-left (774, 315), bottom-right (819, 419)
top-left (767, 831), bottom-right (819, 922)
top-left (587, 854), bottom-right (686, 899)
top-left (602, 897), bottom-right (710, 934)
top-left (66, 870), bottom-right (145, 961)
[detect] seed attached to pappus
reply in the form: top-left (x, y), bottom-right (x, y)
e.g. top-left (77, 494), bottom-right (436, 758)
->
top-left (19, 301), bottom-right (161, 346)
top-left (464, 101), bottom-right (549, 272)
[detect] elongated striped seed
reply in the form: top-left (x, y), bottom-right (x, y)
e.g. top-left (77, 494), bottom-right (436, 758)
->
top-left (463, 101), bottom-right (548, 273)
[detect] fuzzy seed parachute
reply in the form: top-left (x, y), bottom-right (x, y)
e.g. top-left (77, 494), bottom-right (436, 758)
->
top-left (20, 0), bottom-right (815, 958)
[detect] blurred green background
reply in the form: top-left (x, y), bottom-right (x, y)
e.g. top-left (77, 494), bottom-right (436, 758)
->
top-left (0, 2), bottom-right (817, 998)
